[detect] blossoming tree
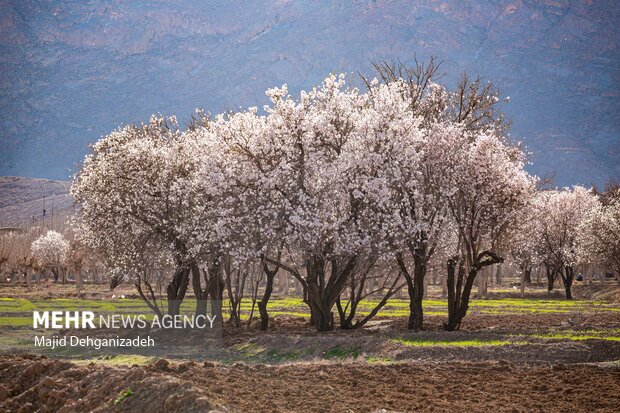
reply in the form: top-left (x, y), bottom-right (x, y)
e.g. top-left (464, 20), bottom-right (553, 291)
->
top-left (535, 186), bottom-right (600, 299)
top-left (576, 189), bottom-right (620, 283)
top-left (31, 230), bottom-right (69, 283)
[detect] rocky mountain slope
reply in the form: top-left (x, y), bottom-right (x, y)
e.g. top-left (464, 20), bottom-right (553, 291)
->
top-left (1, 0), bottom-right (619, 185)
top-left (0, 176), bottom-right (72, 226)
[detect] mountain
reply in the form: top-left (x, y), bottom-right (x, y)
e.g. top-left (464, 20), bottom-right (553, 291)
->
top-left (1, 0), bottom-right (619, 186)
top-left (0, 176), bottom-right (73, 226)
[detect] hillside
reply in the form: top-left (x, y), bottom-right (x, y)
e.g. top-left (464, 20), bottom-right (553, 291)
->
top-left (1, 0), bottom-right (619, 185)
top-left (0, 176), bottom-right (73, 226)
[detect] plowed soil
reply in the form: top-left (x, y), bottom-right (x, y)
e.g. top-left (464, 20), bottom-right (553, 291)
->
top-left (1, 355), bottom-right (619, 412)
top-left (1, 283), bottom-right (619, 412)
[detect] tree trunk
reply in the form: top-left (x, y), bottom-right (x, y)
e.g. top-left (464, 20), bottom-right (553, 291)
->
top-left (167, 267), bottom-right (190, 316)
top-left (523, 267), bottom-right (532, 284)
top-left (521, 266), bottom-right (531, 298)
top-left (258, 261), bottom-right (279, 331)
top-left (562, 266), bottom-right (574, 300)
top-left (278, 270), bottom-right (289, 296)
top-left (223, 262), bottom-right (243, 328)
top-left (546, 265), bottom-right (555, 291)
top-left (535, 267), bottom-right (542, 284)
top-left (26, 269), bottom-right (32, 292)
top-left (191, 263), bottom-right (208, 316)
top-left (478, 267), bottom-right (488, 298)
top-left (204, 262), bottom-right (224, 324)
top-left (304, 255), bottom-right (356, 332)
top-left (495, 263), bottom-right (503, 286)
top-left (76, 271), bottom-right (83, 292)
top-left (447, 267), bottom-right (478, 331)
top-left (410, 253), bottom-right (425, 330)
top-left (404, 273), bottom-right (416, 329)
top-left (336, 296), bottom-right (355, 330)
top-left (445, 252), bottom-right (503, 331)
top-left (307, 296), bottom-right (334, 331)
top-left (445, 258), bottom-right (462, 331)
top-left (396, 247), bottom-right (426, 331)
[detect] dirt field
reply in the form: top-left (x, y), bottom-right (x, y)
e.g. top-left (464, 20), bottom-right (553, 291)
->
top-left (1, 355), bottom-right (619, 412)
top-left (0, 283), bottom-right (619, 412)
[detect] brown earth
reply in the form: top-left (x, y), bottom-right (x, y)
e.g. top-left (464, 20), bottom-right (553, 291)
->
top-left (0, 355), bottom-right (619, 413)
top-left (574, 282), bottom-right (620, 303)
top-left (1, 284), bottom-right (619, 412)
top-left (222, 305), bottom-right (620, 342)
top-left (0, 355), bottom-right (219, 413)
